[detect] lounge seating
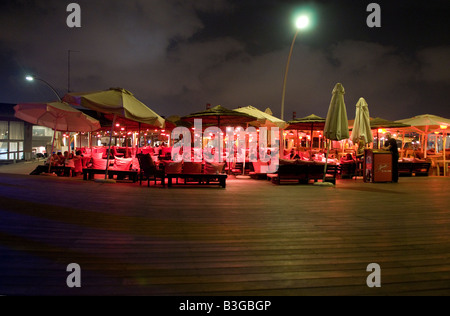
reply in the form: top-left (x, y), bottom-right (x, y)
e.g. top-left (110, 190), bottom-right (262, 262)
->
top-left (249, 161), bottom-right (269, 180)
top-left (267, 159), bottom-right (338, 185)
top-left (136, 153), bottom-right (165, 187)
top-left (412, 162), bottom-right (431, 176)
top-left (398, 162), bottom-right (413, 177)
top-left (164, 161), bottom-right (227, 188)
top-left (83, 168), bottom-right (139, 182)
top-left (82, 157), bottom-right (138, 182)
top-left (398, 160), bottom-right (431, 177)
top-left (30, 165), bottom-right (72, 176)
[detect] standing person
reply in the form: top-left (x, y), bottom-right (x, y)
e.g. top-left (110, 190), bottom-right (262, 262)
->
top-left (383, 133), bottom-right (399, 183)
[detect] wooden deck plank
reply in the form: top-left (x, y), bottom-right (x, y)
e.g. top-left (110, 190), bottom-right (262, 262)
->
top-left (0, 173), bottom-right (450, 295)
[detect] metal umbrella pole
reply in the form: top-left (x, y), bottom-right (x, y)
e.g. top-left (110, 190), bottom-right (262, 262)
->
top-left (102, 114), bottom-right (117, 182)
top-left (47, 121), bottom-right (58, 173)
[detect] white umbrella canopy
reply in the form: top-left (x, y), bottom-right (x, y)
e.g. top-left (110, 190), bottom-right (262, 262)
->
top-left (14, 101), bottom-right (101, 133)
top-left (14, 101), bottom-right (101, 173)
top-left (396, 114), bottom-right (450, 158)
top-left (63, 88), bottom-right (165, 181)
top-left (232, 105), bottom-right (286, 177)
top-left (350, 97), bottom-right (373, 144)
top-left (396, 114), bottom-right (450, 133)
top-left (63, 88), bottom-right (165, 128)
top-left (234, 105), bottom-right (288, 129)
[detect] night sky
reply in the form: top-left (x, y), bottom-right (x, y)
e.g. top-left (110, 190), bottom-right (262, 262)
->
top-left (0, 0), bottom-right (449, 121)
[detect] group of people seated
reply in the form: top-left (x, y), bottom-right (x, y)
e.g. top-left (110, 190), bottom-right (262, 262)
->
top-left (30, 150), bottom-right (85, 176)
top-left (286, 148), bottom-right (338, 162)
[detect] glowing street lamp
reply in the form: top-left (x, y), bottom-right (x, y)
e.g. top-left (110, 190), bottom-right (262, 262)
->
top-left (280, 15), bottom-right (311, 121)
top-left (25, 75), bottom-right (62, 102)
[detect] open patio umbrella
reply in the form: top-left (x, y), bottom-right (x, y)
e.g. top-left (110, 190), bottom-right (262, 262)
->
top-left (233, 106), bottom-right (286, 176)
top-left (63, 88), bottom-right (165, 181)
top-left (182, 105), bottom-right (256, 155)
top-left (370, 117), bottom-right (410, 149)
top-left (350, 98), bottom-right (373, 146)
top-left (287, 114), bottom-right (327, 158)
top-left (349, 117), bottom-right (411, 149)
top-left (182, 105), bottom-right (256, 127)
top-left (63, 88), bottom-right (165, 128)
top-left (14, 101), bottom-right (101, 172)
top-left (318, 83), bottom-right (349, 186)
top-left (182, 105), bottom-right (257, 175)
top-left (234, 105), bottom-right (287, 129)
top-left (396, 114), bottom-right (450, 158)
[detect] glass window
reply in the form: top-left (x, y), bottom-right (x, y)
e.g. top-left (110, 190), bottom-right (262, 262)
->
top-left (10, 142), bottom-right (18, 152)
top-left (10, 121), bottom-right (24, 140)
top-left (0, 121), bottom-right (8, 140)
top-left (19, 142), bottom-right (24, 151)
top-left (0, 142), bottom-right (7, 153)
top-left (0, 153), bottom-right (7, 160)
top-left (33, 126), bottom-right (53, 137)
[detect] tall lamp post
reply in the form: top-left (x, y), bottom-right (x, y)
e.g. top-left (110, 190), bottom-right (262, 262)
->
top-left (25, 75), bottom-right (64, 165)
top-left (25, 75), bottom-right (62, 102)
top-left (280, 15), bottom-right (310, 121)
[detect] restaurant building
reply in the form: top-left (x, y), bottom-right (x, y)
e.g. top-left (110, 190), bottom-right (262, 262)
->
top-left (0, 103), bottom-right (58, 163)
top-left (0, 103), bottom-right (33, 163)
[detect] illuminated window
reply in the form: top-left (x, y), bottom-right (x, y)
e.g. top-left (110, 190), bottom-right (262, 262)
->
top-left (0, 121), bottom-right (25, 160)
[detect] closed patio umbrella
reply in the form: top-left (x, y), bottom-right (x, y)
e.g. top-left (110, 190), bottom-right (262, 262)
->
top-left (318, 83), bottom-right (349, 186)
top-left (14, 101), bottom-right (101, 172)
top-left (350, 97), bottom-right (373, 145)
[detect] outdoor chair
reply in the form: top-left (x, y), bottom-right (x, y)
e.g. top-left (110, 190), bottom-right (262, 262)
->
top-left (136, 153), bottom-right (165, 187)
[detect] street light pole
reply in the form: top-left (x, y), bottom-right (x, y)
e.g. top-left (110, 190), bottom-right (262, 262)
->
top-left (281, 30), bottom-right (299, 121)
top-left (280, 15), bottom-right (310, 121)
top-left (68, 50), bottom-right (80, 93)
top-left (25, 76), bottom-right (62, 102)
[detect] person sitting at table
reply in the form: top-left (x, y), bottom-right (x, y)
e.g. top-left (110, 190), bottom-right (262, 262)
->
top-left (356, 138), bottom-right (365, 158)
top-left (289, 148), bottom-right (300, 160)
top-left (66, 151), bottom-right (84, 176)
top-left (45, 153), bottom-right (57, 166)
top-left (44, 152), bottom-right (59, 168)
top-left (340, 153), bottom-right (355, 164)
top-left (31, 152), bottom-right (64, 175)
top-left (51, 152), bottom-right (64, 165)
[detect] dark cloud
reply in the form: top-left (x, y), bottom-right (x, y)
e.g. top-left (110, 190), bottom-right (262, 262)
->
top-left (0, 0), bottom-right (449, 121)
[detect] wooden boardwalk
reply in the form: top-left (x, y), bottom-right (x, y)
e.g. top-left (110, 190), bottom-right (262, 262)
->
top-left (0, 172), bottom-right (449, 296)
